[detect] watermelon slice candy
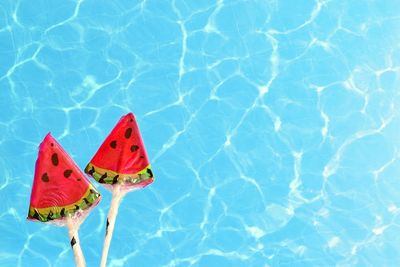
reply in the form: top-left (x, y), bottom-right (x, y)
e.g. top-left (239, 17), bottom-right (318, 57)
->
top-left (84, 112), bottom-right (154, 267)
top-left (85, 112), bottom-right (154, 191)
top-left (27, 133), bottom-right (101, 266)
top-left (28, 133), bottom-right (101, 225)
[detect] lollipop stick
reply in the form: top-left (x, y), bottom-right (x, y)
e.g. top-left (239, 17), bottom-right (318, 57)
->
top-left (100, 185), bottom-right (125, 267)
top-left (67, 217), bottom-right (86, 267)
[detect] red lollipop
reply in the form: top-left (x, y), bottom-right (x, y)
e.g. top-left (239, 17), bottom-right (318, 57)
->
top-left (28, 133), bottom-right (101, 267)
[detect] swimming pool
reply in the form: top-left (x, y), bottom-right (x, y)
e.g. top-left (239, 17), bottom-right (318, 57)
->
top-left (1, 0), bottom-right (400, 266)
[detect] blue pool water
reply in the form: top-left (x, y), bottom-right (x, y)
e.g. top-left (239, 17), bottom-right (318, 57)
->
top-left (1, 0), bottom-right (400, 266)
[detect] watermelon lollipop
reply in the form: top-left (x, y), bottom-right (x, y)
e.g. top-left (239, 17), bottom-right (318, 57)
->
top-left (84, 112), bottom-right (153, 189)
top-left (28, 133), bottom-right (101, 267)
top-left (85, 112), bottom-right (154, 267)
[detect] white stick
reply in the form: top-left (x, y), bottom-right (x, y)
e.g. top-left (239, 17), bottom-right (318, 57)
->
top-left (67, 217), bottom-right (86, 267)
top-left (100, 185), bottom-right (124, 267)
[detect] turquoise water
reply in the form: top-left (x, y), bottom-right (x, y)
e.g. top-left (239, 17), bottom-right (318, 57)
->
top-left (1, 0), bottom-right (400, 266)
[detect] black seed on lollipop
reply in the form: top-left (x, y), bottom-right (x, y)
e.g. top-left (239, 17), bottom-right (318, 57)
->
top-left (147, 168), bottom-right (153, 178)
top-left (51, 153), bottom-right (59, 166)
top-left (124, 128), bottom-right (132, 139)
top-left (130, 145), bottom-right (139, 152)
top-left (110, 140), bottom-right (117, 149)
top-left (60, 208), bottom-right (65, 217)
top-left (41, 173), bottom-right (49, 182)
top-left (75, 205), bottom-right (80, 211)
top-left (88, 166), bottom-right (95, 175)
top-left (84, 198), bottom-right (91, 206)
top-left (112, 175), bottom-right (119, 184)
top-left (47, 211), bottom-right (54, 221)
top-left (89, 189), bottom-right (97, 195)
top-left (64, 169), bottom-right (73, 178)
top-left (33, 209), bottom-right (40, 220)
top-left (99, 173), bottom-right (107, 183)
